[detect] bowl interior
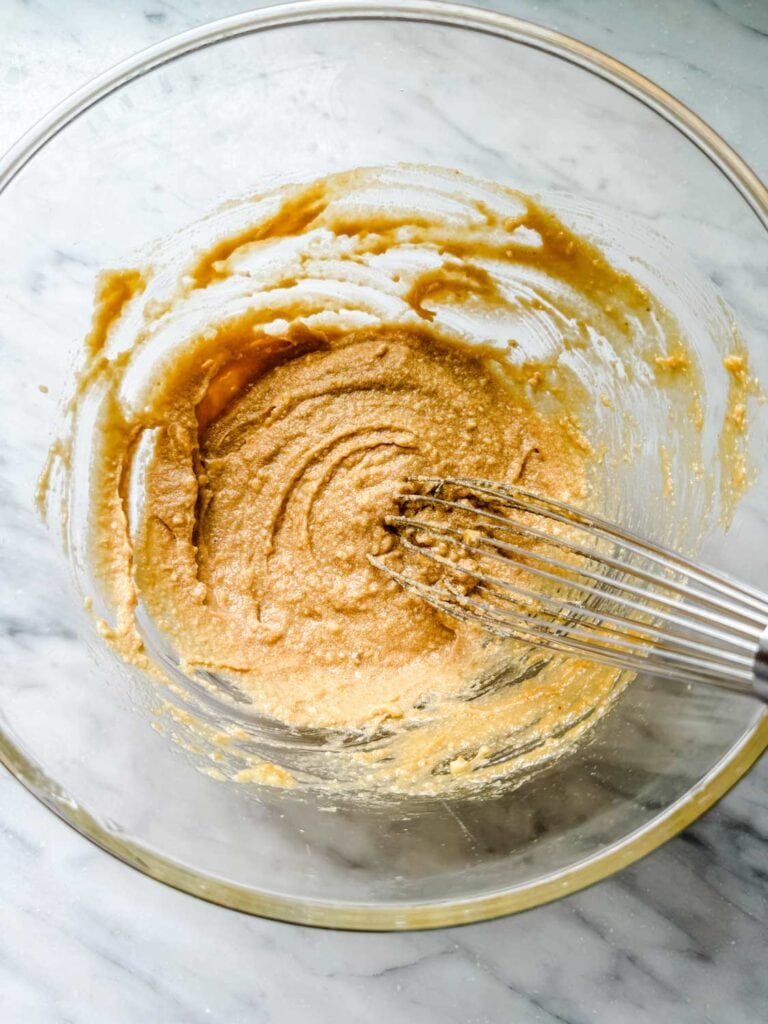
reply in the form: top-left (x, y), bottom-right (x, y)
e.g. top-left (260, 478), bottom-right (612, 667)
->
top-left (0, 5), bottom-right (766, 928)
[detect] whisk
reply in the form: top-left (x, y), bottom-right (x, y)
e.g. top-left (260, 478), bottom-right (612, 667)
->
top-left (369, 476), bottom-right (768, 702)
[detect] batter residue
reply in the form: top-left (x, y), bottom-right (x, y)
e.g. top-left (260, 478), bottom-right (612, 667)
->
top-left (43, 165), bottom-right (755, 796)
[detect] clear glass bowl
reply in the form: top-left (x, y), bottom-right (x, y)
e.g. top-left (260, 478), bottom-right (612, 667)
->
top-left (1, 1), bottom-right (766, 930)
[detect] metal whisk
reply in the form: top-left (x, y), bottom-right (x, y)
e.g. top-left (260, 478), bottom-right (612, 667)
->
top-left (369, 476), bottom-right (768, 702)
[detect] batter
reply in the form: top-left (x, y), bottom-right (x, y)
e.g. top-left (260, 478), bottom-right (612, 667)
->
top-left (130, 323), bottom-right (588, 730)
top-left (43, 165), bottom-right (753, 795)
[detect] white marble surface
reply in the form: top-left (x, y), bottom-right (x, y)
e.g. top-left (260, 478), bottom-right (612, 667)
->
top-left (1, 1), bottom-right (767, 1021)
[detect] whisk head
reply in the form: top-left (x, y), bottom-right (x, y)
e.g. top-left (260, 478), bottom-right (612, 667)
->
top-left (369, 476), bottom-right (768, 696)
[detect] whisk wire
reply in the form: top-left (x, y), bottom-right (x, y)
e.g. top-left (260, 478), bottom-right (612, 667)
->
top-left (410, 476), bottom-right (768, 617)
top-left (388, 513), bottom-right (762, 646)
top-left (387, 516), bottom-right (761, 651)
top-left (398, 492), bottom-right (768, 629)
top-left (371, 476), bottom-right (768, 700)
top-left (371, 558), bottom-right (756, 689)
top-left (387, 534), bottom-right (756, 667)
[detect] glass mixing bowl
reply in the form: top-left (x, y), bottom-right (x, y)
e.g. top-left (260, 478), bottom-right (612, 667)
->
top-left (1, 1), bottom-right (767, 930)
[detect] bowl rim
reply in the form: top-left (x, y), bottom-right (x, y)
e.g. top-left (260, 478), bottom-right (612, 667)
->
top-left (1, 0), bottom-right (766, 931)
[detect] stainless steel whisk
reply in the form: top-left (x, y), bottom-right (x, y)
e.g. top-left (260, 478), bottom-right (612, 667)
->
top-left (369, 476), bottom-right (768, 702)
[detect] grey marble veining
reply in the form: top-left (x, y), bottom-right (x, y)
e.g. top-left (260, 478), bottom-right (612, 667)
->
top-left (1, 2), bottom-right (767, 1022)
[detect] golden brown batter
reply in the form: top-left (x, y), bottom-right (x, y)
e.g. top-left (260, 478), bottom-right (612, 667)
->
top-left (43, 164), bottom-right (756, 796)
top-left (134, 325), bottom-right (586, 730)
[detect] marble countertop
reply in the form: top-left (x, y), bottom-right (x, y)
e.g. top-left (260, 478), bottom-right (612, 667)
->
top-left (1, 1), bottom-right (767, 1021)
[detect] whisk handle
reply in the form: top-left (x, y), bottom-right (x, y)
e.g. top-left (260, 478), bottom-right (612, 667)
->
top-left (753, 626), bottom-right (768, 704)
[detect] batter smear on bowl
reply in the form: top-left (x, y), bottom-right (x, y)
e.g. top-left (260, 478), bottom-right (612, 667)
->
top-left (42, 165), bottom-right (753, 795)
